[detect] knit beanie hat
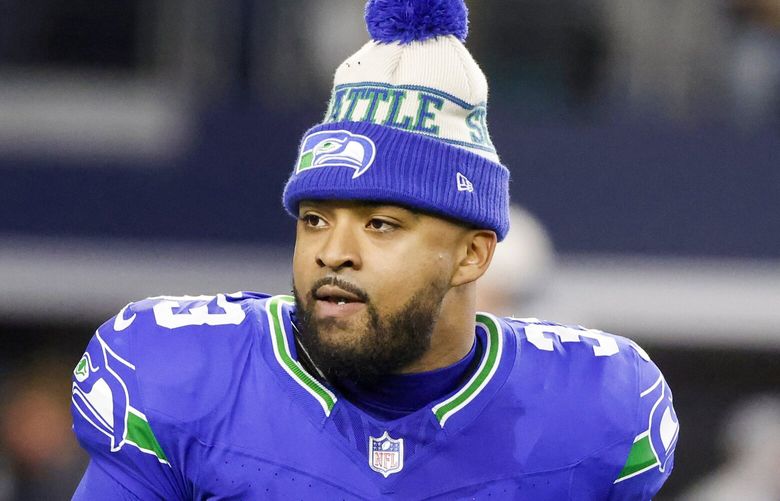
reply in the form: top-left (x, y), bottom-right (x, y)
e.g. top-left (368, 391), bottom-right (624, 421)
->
top-left (283, 0), bottom-right (510, 240)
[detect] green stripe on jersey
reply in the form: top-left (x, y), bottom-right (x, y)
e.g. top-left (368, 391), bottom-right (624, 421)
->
top-left (126, 410), bottom-right (169, 463)
top-left (616, 433), bottom-right (659, 481)
top-left (432, 313), bottom-right (503, 427)
top-left (267, 295), bottom-right (337, 415)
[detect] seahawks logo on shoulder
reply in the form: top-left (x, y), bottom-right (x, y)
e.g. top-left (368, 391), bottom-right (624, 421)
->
top-left (296, 130), bottom-right (376, 179)
top-left (615, 373), bottom-right (679, 483)
top-left (71, 332), bottom-right (169, 465)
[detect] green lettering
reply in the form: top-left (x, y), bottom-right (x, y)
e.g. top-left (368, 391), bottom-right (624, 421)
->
top-left (360, 88), bottom-right (390, 123)
top-left (413, 93), bottom-right (444, 135)
top-left (466, 106), bottom-right (492, 146)
top-left (325, 89), bottom-right (347, 123)
top-left (383, 90), bottom-right (413, 129)
top-left (342, 88), bottom-right (365, 122)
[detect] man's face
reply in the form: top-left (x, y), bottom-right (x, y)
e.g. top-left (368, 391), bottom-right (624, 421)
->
top-left (292, 200), bottom-right (468, 385)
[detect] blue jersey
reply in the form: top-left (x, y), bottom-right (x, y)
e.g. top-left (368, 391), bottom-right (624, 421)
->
top-left (71, 292), bottom-right (678, 500)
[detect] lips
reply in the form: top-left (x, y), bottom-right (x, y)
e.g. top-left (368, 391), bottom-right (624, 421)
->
top-left (314, 285), bottom-right (364, 305)
top-left (312, 282), bottom-right (367, 319)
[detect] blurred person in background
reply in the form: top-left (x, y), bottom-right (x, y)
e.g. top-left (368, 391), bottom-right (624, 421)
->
top-left (0, 355), bottom-right (86, 501)
top-left (599, 0), bottom-right (730, 121)
top-left (679, 394), bottom-right (780, 501)
top-left (729, 0), bottom-right (780, 127)
top-left (600, 0), bottom-right (780, 126)
top-left (476, 205), bottom-right (555, 317)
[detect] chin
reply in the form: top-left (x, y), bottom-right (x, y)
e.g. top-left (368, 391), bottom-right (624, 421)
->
top-left (312, 315), bottom-right (369, 347)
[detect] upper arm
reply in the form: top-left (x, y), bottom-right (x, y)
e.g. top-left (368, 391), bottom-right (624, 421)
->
top-left (70, 303), bottom-right (185, 500)
top-left (609, 344), bottom-right (679, 499)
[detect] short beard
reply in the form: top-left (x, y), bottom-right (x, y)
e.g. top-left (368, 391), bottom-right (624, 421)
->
top-left (292, 278), bottom-right (448, 388)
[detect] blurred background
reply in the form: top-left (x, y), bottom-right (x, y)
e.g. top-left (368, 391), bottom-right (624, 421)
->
top-left (0, 0), bottom-right (778, 499)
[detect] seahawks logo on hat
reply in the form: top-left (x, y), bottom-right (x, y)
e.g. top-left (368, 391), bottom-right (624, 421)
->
top-left (296, 130), bottom-right (376, 179)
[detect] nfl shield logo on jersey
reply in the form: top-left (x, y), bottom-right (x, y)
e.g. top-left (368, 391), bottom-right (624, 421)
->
top-left (369, 431), bottom-right (404, 477)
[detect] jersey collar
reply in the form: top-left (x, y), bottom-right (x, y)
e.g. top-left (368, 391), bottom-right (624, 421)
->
top-left (264, 295), bottom-right (514, 428)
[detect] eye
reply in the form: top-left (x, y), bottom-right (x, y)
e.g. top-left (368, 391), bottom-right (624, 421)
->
top-left (301, 214), bottom-right (326, 228)
top-left (366, 218), bottom-right (396, 232)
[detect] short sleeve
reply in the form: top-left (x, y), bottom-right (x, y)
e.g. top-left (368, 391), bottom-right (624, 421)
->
top-left (70, 304), bottom-right (186, 500)
top-left (609, 344), bottom-right (680, 500)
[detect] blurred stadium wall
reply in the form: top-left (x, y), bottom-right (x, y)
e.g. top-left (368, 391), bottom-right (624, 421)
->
top-left (0, 1), bottom-right (778, 499)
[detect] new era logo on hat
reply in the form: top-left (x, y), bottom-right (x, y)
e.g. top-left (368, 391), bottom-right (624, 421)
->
top-left (456, 172), bottom-right (474, 192)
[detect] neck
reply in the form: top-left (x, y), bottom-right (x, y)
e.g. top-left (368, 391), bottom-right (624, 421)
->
top-left (398, 283), bottom-right (476, 374)
top-left (334, 339), bottom-right (480, 420)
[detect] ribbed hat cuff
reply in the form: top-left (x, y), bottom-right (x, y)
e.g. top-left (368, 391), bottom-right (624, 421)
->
top-left (283, 121), bottom-right (510, 240)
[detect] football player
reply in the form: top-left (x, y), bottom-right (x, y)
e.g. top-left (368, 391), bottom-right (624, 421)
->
top-left (71, 0), bottom-right (678, 499)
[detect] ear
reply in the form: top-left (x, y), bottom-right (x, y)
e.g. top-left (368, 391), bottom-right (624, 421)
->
top-left (451, 230), bottom-right (497, 287)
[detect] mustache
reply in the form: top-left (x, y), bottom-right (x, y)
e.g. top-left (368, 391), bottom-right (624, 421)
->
top-left (308, 276), bottom-right (370, 303)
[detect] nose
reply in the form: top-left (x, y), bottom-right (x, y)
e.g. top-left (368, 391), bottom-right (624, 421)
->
top-left (315, 221), bottom-right (362, 271)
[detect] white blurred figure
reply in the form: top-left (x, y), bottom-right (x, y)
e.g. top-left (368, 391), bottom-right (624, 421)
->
top-left (599, 0), bottom-right (729, 121)
top-left (679, 394), bottom-right (780, 501)
top-left (477, 205), bottom-right (555, 317)
top-left (257, 0), bottom-right (366, 106)
top-left (729, 0), bottom-right (780, 128)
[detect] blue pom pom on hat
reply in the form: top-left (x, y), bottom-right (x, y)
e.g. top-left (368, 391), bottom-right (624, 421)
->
top-left (283, 0), bottom-right (511, 240)
top-left (365, 0), bottom-right (469, 44)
